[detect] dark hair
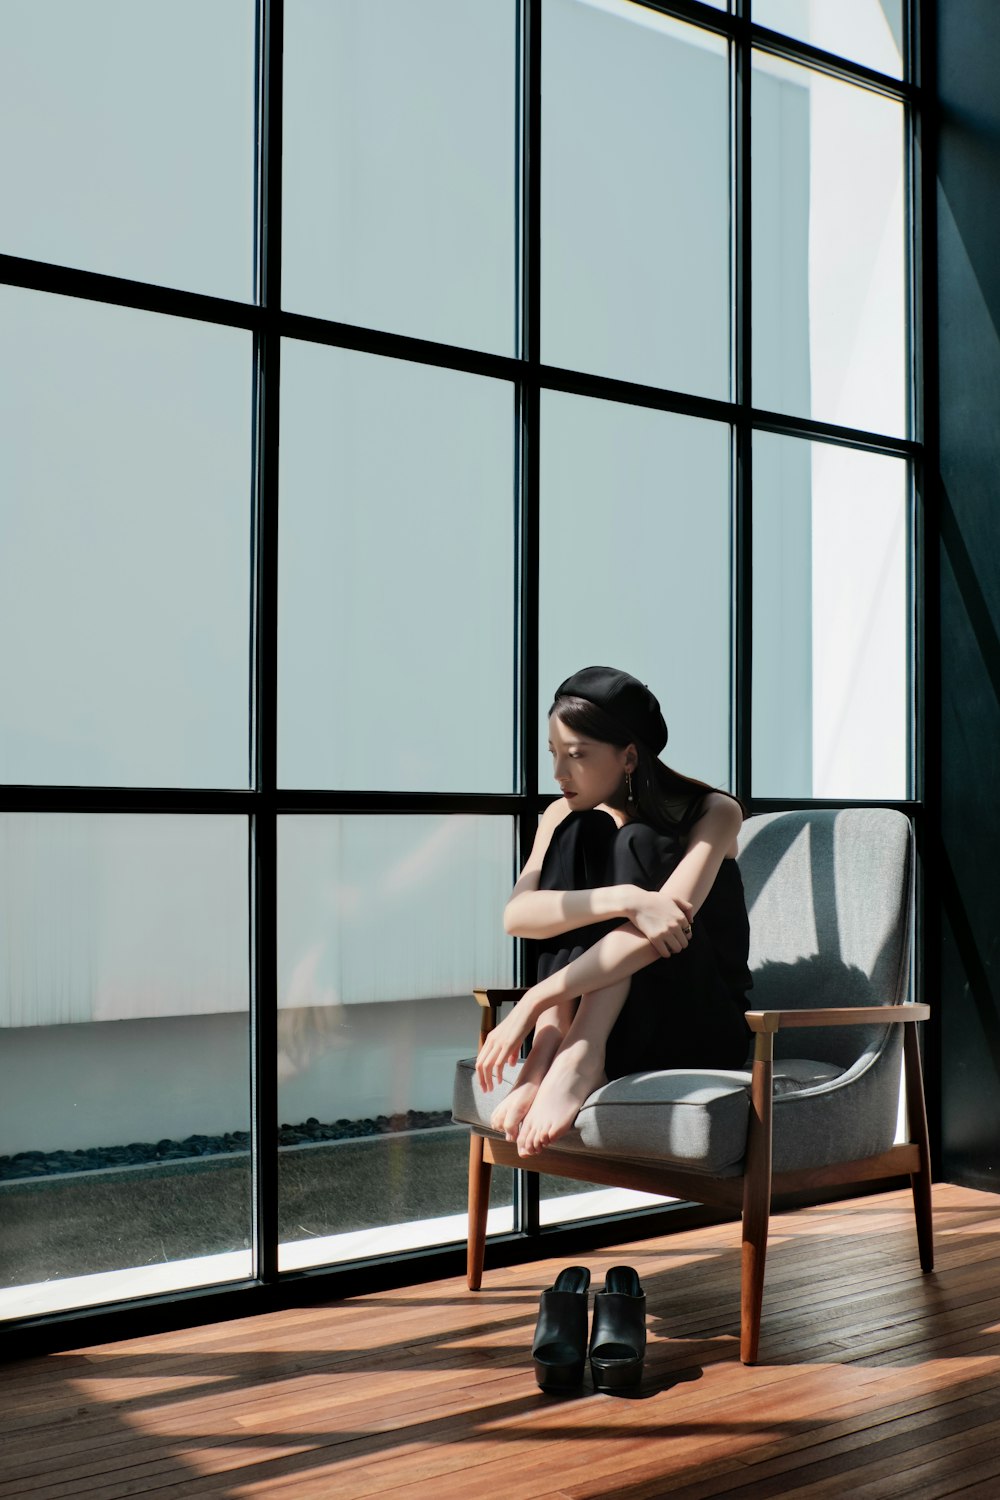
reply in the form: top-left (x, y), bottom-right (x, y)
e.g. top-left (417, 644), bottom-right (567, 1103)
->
top-left (549, 693), bottom-right (743, 838)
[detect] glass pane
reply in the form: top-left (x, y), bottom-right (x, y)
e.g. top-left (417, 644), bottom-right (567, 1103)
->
top-left (539, 1183), bottom-right (673, 1225)
top-left (542, 0), bottom-right (730, 399)
top-left (539, 391), bottom-right (731, 793)
top-left (283, 0), bottom-right (517, 355)
top-left (0, 288), bottom-right (253, 790)
top-left (752, 433), bottom-right (909, 798)
top-left (752, 54), bottom-right (907, 436)
top-left (754, 0), bottom-right (904, 79)
top-left (0, 815), bottom-right (251, 1320)
top-left (0, 1), bottom-right (255, 300)
top-left (278, 342), bottom-right (515, 792)
top-left (277, 815), bottom-right (514, 1269)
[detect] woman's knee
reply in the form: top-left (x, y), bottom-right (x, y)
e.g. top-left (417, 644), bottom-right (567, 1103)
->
top-left (610, 819), bottom-right (670, 886)
top-left (542, 808), bottom-right (618, 887)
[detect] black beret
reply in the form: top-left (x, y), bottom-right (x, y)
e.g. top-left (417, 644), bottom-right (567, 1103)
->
top-left (553, 665), bottom-right (668, 755)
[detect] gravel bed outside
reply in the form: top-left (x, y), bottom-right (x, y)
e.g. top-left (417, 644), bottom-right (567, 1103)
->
top-left (0, 1127), bottom-right (584, 1289)
top-left (0, 1110), bottom-right (454, 1182)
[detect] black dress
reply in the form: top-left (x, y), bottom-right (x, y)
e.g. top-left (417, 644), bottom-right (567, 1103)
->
top-left (534, 807), bottom-right (752, 1079)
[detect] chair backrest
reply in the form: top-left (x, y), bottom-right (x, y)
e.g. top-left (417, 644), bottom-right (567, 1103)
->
top-left (736, 808), bottom-right (913, 1066)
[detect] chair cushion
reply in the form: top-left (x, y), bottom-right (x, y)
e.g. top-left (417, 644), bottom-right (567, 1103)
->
top-left (452, 1056), bottom-right (843, 1176)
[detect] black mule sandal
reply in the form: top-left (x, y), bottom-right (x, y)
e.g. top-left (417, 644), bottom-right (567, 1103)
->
top-left (589, 1265), bottom-right (646, 1392)
top-left (531, 1265), bottom-right (591, 1391)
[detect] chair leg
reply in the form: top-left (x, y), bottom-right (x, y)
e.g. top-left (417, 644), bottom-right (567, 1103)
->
top-left (467, 1132), bottom-right (492, 1290)
top-left (904, 1024), bottom-right (934, 1272)
top-left (740, 1158), bottom-right (771, 1363)
top-left (910, 1168), bottom-right (934, 1274)
top-left (740, 1033), bottom-right (774, 1364)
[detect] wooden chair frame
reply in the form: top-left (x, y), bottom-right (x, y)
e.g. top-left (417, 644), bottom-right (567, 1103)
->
top-left (466, 988), bottom-right (933, 1364)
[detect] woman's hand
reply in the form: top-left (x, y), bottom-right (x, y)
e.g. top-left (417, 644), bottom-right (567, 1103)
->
top-left (628, 889), bottom-right (695, 959)
top-left (476, 994), bottom-right (542, 1092)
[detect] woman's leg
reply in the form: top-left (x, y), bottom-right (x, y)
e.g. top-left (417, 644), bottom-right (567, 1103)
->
top-left (600, 820), bottom-right (749, 1077)
top-left (494, 811), bottom-right (621, 1141)
top-left (516, 977), bottom-right (631, 1155)
top-left (509, 816), bottom-right (663, 1152)
top-left (511, 817), bottom-right (748, 1151)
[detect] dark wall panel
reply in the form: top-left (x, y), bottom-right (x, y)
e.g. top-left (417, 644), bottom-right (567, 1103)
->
top-left (937, 0), bottom-right (1000, 1188)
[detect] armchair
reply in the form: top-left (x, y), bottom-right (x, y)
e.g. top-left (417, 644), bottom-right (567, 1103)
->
top-left (452, 808), bottom-right (932, 1364)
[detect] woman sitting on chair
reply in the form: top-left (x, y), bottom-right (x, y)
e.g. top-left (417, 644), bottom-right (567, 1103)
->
top-left (476, 665), bottom-right (753, 1156)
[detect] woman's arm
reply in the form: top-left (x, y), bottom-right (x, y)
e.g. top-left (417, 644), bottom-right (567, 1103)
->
top-left (629, 793), bottom-right (742, 953)
top-left (502, 799), bottom-right (637, 939)
top-left (504, 792), bottom-right (741, 943)
top-left (513, 792), bottom-right (742, 953)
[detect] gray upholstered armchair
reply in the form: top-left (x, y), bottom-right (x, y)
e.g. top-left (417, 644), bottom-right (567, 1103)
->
top-left (453, 807), bottom-right (932, 1364)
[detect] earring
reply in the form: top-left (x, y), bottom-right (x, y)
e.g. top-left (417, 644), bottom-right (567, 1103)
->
top-left (625, 769), bottom-right (635, 806)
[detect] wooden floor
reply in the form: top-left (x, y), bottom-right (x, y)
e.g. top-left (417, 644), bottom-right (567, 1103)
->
top-left (3, 1184), bottom-right (1000, 1499)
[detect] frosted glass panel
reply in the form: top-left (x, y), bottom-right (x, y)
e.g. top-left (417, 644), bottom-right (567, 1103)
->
top-left (277, 815), bottom-right (514, 1267)
top-left (753, 433), bottom-right (909, 798)
top-left (542, 0), bottom-right (730, 399)
top-left (278, 816), bottom-right (513, 1010)
top-left (754, 0), bottom-right (904, 79)
top-left (539, 391), bottom-right (731, 792)
top-left (283, 0), bottom-right (517, 354)
top-left (0, 814), bottom-right (251, 1316)
top-left (278, 342), bottom-right (515, 792)
top-left (0, 0), bottom-right (255, 300)
top-left (0, 287), bottom-right (253, 789)
top-left (752, 54), bottom-right (907, 436)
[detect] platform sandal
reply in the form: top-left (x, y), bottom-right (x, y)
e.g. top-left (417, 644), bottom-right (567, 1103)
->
top-left (589, 1265), bottom-right (646, 1392)
top-left (531, 1265), bottom-right (591, 1392)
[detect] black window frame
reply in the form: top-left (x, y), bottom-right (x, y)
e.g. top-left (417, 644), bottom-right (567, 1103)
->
top-left (0, 0), bottom-right (933, 1358)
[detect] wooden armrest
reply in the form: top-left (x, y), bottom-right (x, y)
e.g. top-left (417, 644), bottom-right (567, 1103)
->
top-left (745, 1003), bottom-right (930, 1034)
top-left (472, 987), bottom-right (525, 1047)
top-left (473, 987), bottom-right (526, 1010)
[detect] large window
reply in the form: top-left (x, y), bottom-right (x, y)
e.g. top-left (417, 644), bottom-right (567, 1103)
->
top-left (0, 0), bottom-right (920, 1335)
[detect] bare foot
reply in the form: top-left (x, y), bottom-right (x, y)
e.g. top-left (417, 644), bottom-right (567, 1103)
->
top-left (517, 1037), bottom-right (607, 1156)
top-left (489, 1034), bottom-right (560, 1142)
top-left (490, 1076), bottom-right (541, 1142)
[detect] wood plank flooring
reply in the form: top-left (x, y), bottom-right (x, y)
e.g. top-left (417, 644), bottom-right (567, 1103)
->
top-left (2, 1184), bottom-right (1000, 1499)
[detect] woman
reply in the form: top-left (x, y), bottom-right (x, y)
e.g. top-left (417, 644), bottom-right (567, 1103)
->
top-left (476, 665), bottom-right (752, 1157)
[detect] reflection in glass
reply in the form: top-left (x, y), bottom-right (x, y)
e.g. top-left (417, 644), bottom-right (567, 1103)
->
top-left (539, 390), bottom-right (732, 794)
top-left (277, 815), bottom-right (514, 1268)
top-left (278, 341), bottom-right (515, 793)
top-left (283, 0), bottom-right (516, 354)
top-left (754, 0), bottom-right (904, 80)
top-left (0, 815), bottom-right (251, 1318)
top-left (752, 53), bottom-right (907, 436)
top-left (0, 288), bottom-right (253, 789)
top-left (753, 433), bottom-right (908, 799)
top-left (542, 0), bottom-right (730, 399)
top-left (0, 0), bottom-right (255, 299)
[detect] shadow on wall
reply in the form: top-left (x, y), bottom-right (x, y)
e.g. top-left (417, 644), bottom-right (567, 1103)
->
top-left (750, 954), bottom-right (881, 1067)
top-left (937, 40), bottom-right (1000, 1179)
